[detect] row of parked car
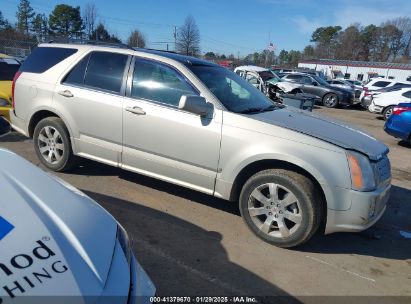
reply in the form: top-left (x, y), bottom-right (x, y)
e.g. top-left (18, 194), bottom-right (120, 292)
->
top-left (0, 41), bottom-right (401, 301)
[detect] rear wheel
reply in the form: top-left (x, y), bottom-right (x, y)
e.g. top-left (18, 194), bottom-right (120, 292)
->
top-left (382, 106), bottom-right (395, 120)
top-left (33, 117), bottom-right (77, 172)
top-left (322, 93), bottom-right (339, 108)
top-left (239, 169), bottom-right (323, 248)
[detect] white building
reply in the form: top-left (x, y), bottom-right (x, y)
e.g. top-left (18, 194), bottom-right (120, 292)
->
top-left (298, 59), bottom-right (411, 82)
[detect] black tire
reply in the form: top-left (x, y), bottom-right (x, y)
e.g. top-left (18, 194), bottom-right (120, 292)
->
top-left (239, 169), bottom-right (324, 248)
top-left (322, 93), bottom-right (339, 108)
top-left (382, 105), bottom-right (395, 121)
top-left (33, 117), bottom-right (77, 172)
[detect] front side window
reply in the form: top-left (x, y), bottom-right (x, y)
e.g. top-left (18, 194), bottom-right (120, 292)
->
top-left (131, 58), bottom-right (197, 107)
top-left (84, 51), bottom-right (128, 93)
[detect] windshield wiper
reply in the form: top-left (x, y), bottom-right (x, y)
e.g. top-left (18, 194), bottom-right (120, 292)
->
top-left (238, 105), bottom-right (277, 114)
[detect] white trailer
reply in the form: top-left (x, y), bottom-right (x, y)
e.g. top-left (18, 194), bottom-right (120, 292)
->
top-left (298, 59), bottom-right (411, 83)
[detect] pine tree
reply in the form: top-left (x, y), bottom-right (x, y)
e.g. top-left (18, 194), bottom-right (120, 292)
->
top-left (16, 0), bottom-right (35, 35)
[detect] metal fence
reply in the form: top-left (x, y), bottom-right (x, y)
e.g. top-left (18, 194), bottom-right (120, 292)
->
top-left (0, 39), bottom-right (38, 59)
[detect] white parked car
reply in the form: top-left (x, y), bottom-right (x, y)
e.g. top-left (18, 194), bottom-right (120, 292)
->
top-left (368, 87), bottom-right (411, 120)
top-left (0, 125), bottom-right (155, 303)
top-left (364, 78), bottom-right (411, 91)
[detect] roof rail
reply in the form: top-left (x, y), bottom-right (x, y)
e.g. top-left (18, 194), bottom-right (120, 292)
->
top-left (47, 38), bottom-right (134, 50)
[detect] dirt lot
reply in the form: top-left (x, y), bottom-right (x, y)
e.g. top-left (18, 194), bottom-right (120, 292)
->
top-left (1, 105), bottom-right (410, 301)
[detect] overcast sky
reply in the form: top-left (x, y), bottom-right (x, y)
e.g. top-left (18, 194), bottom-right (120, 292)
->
top-left (2, 0), bottom-right (411, 56)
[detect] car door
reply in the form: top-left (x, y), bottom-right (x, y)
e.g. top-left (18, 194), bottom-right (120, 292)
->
top-left (53, 51), bottom-right (130, 165)
top-left (301, 75), bottom-right (322, 97)
top-left (121, 57), bottom-right (222, 194)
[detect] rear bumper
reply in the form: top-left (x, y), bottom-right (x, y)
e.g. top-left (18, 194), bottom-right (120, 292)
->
top-left (368, 102), bottom-right (384, 114)
top-left (325, 183), bottom-right (390, 234)
top-left (384, 116), bottom-right (410, 141)
top-left (9, 108), bottom-right (28, 136)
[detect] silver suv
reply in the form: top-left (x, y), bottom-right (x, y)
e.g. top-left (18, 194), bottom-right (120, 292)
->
top-left (10, 43), bottom-right (391, 247)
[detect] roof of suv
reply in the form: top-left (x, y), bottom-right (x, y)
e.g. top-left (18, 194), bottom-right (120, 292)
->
top-left (39, 42), bottom-right (218, 68)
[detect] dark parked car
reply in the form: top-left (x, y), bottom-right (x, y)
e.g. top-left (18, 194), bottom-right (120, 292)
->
top-left (384, 103), bottom-right (411, 144)
top-left (281, 73), bottom-right (355, 108)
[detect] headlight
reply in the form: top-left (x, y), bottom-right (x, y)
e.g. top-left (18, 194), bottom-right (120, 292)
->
top-left (117, 224), bottom-right (131, 265)
top-left (0, 98), bottom-right (10, 107)
top-left (346, 151), bottom-right (376, 191)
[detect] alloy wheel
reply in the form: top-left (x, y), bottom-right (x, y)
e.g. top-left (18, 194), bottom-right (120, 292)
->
top-left (37, 126), bottom-right (65, 165)
top-left (247, 183), bottom-right (302, 238)
top-left (324, 94), bottom-right (337, 107)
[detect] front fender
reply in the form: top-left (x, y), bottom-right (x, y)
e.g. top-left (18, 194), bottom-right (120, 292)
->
top-left (216, 114), bottom-right (353, 211)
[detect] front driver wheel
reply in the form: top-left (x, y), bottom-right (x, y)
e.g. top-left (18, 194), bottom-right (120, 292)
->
top-left (33, 117), bottom-right (77, 172)
top-left (239, 169), bottom-right (323, 248)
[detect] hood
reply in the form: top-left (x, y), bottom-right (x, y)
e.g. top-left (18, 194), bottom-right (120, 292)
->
top-left (0, 149), bottom-right (118, 298)
top-left (246, 107), bottom-right (388, 160)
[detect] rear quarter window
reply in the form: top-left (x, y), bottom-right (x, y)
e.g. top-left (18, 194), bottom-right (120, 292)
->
top-left (20, 47), bottom-right (77, 73)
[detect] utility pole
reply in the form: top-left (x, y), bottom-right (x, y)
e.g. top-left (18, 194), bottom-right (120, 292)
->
top-left (173, 26), bottom-right (177, 51)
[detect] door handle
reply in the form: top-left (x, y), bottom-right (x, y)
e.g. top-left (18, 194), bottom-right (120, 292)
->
top-left (58, 90), bottom-right (74, 98)
top-left (125, 106), bottom-right (146, 115)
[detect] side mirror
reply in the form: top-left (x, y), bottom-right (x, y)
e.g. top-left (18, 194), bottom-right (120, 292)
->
top-left (179, 95), bottom-right (213, 117)
top-left (0, 117), bottom-right (11, 137)
top-left (312, 82), bottom-right (318, 86)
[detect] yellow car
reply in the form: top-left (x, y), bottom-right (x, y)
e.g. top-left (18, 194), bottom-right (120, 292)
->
top-left (0, 54), bottom-right (21, 121)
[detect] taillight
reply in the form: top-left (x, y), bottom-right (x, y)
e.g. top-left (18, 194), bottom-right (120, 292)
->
top-left (393, 106), bottom-right (411, 115)
top-left (12, 71), bottom-right (22, 109)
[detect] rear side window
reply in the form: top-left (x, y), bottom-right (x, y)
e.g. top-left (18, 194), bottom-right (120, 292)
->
top-left (20, 47), bottom-right (77, 73)
top-left (84, 52), bottom-right (128, 93)
top-left (63, 54), bottom-right (90, 86)
top-left (372, 81), bottom-right (390, 88)
top-left (0, 60), bottom-right (20, 80)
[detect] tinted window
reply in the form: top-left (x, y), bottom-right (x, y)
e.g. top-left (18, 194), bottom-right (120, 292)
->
top-left (373, 81), bottom-right (391, 88)
top-left (63, 54), bottom-right (90, 85)
top-left (131, 58), bottom-right (196, 107)
top-left (286, 74), bottom-right (302, 81)
top-left (402, 90), bottom-right (411, 98)
top-left (0, 60), bottom-right (20, 81)
top-left (302, 76), bottom-right (312, 84)
top-left (20, 47), bottom-right (77, 73)
top-left (357, 74), bottom-right (364, 81)
top-left (84, 52), bottom-right (128, 93)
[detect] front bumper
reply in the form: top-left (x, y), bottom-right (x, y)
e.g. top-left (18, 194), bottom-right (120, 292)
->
top-left (325, 183), bottom-right (390, 234)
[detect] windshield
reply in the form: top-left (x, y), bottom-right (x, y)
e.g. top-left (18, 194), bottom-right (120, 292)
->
top-left (258, 70), bottom-right (279, 82)
top-left (312, 75), bottom-right (329, 86)
top-left (189, 65), bottom-right (275, 113)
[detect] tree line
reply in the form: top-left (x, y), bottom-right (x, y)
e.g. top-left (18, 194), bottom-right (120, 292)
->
top-left (0, 0), bottom-right (202, 56)
top-left (241, 18), bottom-right (411, 67)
